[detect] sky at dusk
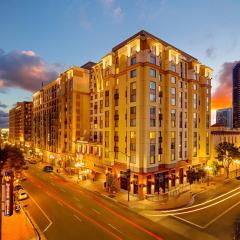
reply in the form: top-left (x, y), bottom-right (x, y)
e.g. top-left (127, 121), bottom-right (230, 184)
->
top-left (0, 0), bottom-right (240, 127)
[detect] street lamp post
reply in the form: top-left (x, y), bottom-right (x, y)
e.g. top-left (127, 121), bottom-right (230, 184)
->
top-left (75, 162), bottom-right (81, 183)
top-left (205, 166), bottom-right (212, 186)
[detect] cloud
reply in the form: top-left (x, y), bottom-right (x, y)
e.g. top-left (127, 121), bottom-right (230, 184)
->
top-left (205, 47), bottom-right (216, 59)
top-left (100, 0), bottom-right (123, 22)
top-left (0, 49), bottom-right (63, 92)
top-left (0, 101), bottom-right (7, 109)
top-left (0, 110), bottom-right (8, 128)
top-left (212, 61), bottom-right (240, 110)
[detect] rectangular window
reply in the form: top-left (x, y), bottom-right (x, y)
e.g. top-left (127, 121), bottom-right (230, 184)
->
top-left (150, 144), bottom-right (156, 164)
top-left (105, 90), bottom-right (109, 107)
top-left (193, 93), bottom-right (197, 109)
top-left (193, 112), bottom-right (197, 128)
top-left (131, 57), bottom-right (136, 65)
top-left (171, 76), bottom-right (176, 84)
top-left (179, 132), bottom-right (182, 158)
top-left (105, 111), bottom-right (109, 127)
top-left (193, 132), bottom-right (197, 157)
top-left (150, 81), bottom-right (156, 102)
top-left (150, 107), bottom-right (156, 127)
top-left (171, 131), bottom-right (176, 161)
top-left (171, 87), bottom-right (176, 106)
top-left (130, 69), bottom-right (137, 78)
top-left (130, 106), bottom-right (136, 127)
top-left (150, 55), bottom-right (156, 64)
top-left (130, 82), bottom-right (136, 102)
top-left (150, 68), bottom-right (156, 77)
top-left (171, 109), bottom-right (176, 127)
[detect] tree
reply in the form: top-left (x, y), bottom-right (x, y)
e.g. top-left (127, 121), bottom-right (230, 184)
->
top-left (210, 160), bottom-right (220, 176)
top-left (215, 142), bottom-right (240, 178)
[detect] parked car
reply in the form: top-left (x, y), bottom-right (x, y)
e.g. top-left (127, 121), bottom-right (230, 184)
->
top-left (14, 185), bottom-right (24, 192)
top-left (17, 190), bottom-right (28, 201)
top-left (43, 166), bottom-right (53, 172)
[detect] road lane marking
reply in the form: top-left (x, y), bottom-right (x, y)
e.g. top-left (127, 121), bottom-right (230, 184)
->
top-left (26, 191), bottom-right (53, 233)
top-left (74, 215), bottom-right (82, 222)
top-left (203, 200), bottom-right (240, 228)
top-left (92, 208), bottom-right (101, 215)
top-left (173, 200), bottom-right (240, 229)
top-left (147, 190), bottom-right (240, 217)
top-left (59, 188), bottom-right (66, 193)
top-left (28, 176), bottom-right (122, 240)
top-left (173, 216), bottom-right (204, 229)
top-left (108, 224), bottom-right (124, 235)
top-left (159, 185), bottom-right (240, 213)
top-left (57, 201), bottom-right (63, 207)
top-left (74, 197), bottom-right (80, 202)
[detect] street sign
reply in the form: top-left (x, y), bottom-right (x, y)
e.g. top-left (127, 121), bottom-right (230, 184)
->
top-left (4, 171), bottom-right (14, 216)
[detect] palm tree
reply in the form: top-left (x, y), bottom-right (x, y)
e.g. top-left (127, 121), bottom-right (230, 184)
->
top-left (215, 142), bottom-right (240, 178)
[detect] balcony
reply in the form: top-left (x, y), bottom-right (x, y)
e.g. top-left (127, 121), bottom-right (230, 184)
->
top-left (114, 93), bottom-right (119, 99)
top-left (114, 115), bottom-right (119, 120)
top-left (114, 146), bottom-right (119, 152)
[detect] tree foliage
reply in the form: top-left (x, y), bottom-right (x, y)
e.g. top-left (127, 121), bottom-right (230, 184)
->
top-left (215, 142), bottom-right (240, 178)
top-left (0, 145), bottom-right (25, 171)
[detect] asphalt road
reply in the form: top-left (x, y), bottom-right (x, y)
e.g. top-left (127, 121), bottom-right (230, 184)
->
top-left (142, 180), bottom-right (240, 240)
top-left (20, 164), bottom-right (186, 240)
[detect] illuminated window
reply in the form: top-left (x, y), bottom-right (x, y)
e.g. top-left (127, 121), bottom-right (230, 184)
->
top-left (130, 69), bottom-right (137, 78)
top-left (150, 68), bottom-right (156, 77)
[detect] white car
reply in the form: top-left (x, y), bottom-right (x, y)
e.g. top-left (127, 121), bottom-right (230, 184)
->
top-left (18, 190), bottom-right (29, 201)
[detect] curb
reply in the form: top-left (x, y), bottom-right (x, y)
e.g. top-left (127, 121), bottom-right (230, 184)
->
top-left (22, 208), bottom-right (47, 240)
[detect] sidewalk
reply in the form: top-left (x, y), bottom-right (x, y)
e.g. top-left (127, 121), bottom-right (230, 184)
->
top-left (2, 208), bottom-right (38, 240)
top-left (53, 167), bottom-right (240, 211)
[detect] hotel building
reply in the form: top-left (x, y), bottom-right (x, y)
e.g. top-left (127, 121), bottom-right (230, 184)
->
top-left (32, 65), bottom-right (92, 166)
top-left (9, 101), bottom-right (32, 147)
top-left (77, 30), bottom-right (212, 197)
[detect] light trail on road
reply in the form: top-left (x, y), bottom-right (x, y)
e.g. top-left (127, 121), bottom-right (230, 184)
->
top-left (28, 171), bottom-right (163, 240)
top-left (28, 176), bottom-right (123, 240)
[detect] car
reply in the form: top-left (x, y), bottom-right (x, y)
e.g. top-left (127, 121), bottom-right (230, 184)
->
top-left (14, 185), bottom-right (24, 192)
top-left (43, 166), bottom-right (53, 172)
top-left (17, 190), bottom-right (28, 201)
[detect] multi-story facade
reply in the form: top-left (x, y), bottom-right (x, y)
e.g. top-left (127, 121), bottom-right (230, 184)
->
top-left (32, 65), bottom-right (92, 166)
top-left (9, 102), bottom-right (32, 147)
top-left (76, 30), bottom-right (212, 197)
top-left (233, 62), bottom-right (240, 128)
top-left (210, 123), bottom-right (240, 172)
top-left (216, 108), bottom-right (232, 128)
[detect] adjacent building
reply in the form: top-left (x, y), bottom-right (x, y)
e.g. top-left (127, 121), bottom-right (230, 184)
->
top-left (75, 30), bottom-right (212, 196)
top-left (210, 123), bottom-right (240, 167)
top-left (216, 108), bottom-right (232, 128)
top-left (233, 63), bottom-right (240, 128)
top-left (32, 65), bottom-right (93, 167)
top-left (9, 102), bottom-right (32, 147)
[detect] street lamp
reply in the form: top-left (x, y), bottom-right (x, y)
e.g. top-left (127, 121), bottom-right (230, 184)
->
top-left (75, 162), bottom-right (81, 183)
top-left (205, 166), bottom-right (212, 186)
top-left (234, 160), bottom-right (240, 177)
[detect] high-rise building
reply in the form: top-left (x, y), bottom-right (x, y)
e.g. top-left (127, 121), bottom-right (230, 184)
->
top-left (32, 65), bottom-right (93, 166)
top-left (9, 102), bottom-right (32, 147)
top-left (216, 108), bottom-right (232, 128)
top-left (233, 63), bottom-right (240, 128)
top-left (76, 30), bottom-right (212, 197)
